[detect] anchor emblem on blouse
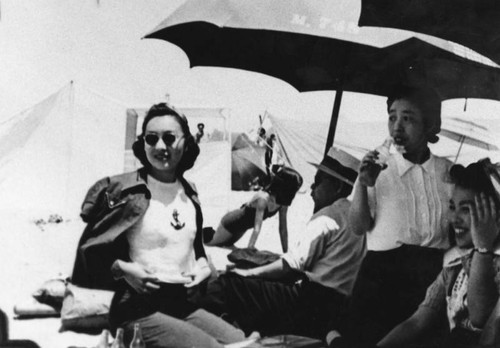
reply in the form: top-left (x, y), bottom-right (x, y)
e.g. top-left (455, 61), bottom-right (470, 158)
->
top-left (170, 209), bottom-right (185, 230)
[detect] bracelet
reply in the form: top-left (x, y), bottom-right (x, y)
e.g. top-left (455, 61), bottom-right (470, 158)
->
top-left (474, 247), bottom-right (494, 256)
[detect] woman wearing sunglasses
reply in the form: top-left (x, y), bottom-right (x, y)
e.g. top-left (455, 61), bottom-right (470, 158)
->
top-left (207, 166), bottom-right (303, 252)
top-left (71, 103), bottom-right (250, 348)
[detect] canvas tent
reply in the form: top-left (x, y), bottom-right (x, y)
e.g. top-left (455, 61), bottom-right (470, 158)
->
top-left (268, 111), bottom-right (500, 189)
top-left (0, 82), bottom-right (129, 217)
top-left (0, 82), bottom-right (233, 221)
top-left (267, 114), bottom-right (377, 188)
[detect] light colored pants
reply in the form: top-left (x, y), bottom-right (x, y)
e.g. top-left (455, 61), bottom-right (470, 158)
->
top-left (123, 308), bottom-right (246, 348)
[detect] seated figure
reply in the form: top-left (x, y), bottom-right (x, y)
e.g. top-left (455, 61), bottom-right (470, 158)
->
top-left (375, 159), bottom-right (500, 348)
top-left (198, 148), bottom-right (366, 340)
top-left (71, 103), bottom-right (250, 348)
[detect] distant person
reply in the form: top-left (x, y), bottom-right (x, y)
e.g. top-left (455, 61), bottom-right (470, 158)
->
top-left (378, 159), bottom-right (500, 348)
top-left (255, 127), bottom-right (267, 147)
top-left (71, 103), bottom-right (250, 348)
top-left (264, 133), bottom-right (284, 175)
top-left (270, 135), bottom-right (284, 173)
top-left (199, 148), bottom-right (365, 339)
top-left (195, 122), bottom-right (205, 144)
top-left (207, 166), bottom-right (303, 253)
top-left (332, 86), bottom-right (453, 347)
top-left (265, 134), bottom-right (276, 176)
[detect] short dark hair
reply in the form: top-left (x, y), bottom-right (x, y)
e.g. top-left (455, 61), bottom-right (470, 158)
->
top-left (314, 170), bottom-right (355, 199)
top-left (266, 166), bottom-right (303, 206)
top-left (386, 85), bottom-right (441, 144)
top-left (449, 159), bottom-right (500, 209)
top-left (132, 103), bottom-right (200, 176)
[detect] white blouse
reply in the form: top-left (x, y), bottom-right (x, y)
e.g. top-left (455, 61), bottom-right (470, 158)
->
top-left (127, 176), bottom-right (198, 283)
top-left (364, 152), bottom-right (453, 251)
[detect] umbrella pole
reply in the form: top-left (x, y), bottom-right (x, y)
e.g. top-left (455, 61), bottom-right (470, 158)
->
top-left (454, 136), bottom-right (465, 163)
top-left (324, 88), bottom-right (344, 156)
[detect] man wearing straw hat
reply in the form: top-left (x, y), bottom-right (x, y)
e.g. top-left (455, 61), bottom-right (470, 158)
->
top-left (198, 147), bottom-right (366, 339)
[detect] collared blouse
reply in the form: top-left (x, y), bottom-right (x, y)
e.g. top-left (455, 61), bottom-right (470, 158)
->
top-left (364, 152), bottom-right (453, 251)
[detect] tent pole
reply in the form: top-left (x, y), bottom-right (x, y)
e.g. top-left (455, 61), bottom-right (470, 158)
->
top-left (324, 88), bottom-right (343, 156)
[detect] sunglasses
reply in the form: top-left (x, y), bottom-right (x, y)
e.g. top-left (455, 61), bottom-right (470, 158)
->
top-left (144, 133), bottom-right (182, 147)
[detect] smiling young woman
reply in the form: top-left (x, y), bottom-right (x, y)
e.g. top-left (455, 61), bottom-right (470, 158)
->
top-left (377, 159), bottom-right (500, 348)
top-left (71, 103), bottom-right (251, 348)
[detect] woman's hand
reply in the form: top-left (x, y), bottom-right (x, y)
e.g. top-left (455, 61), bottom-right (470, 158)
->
top-left (358, 150), bottom-right (386, 187)
top-left (248, 195), bottom-right (268, 249)
top-left (183, 265), bottom-right (211, 288)
top-left (119, 261), bottom-right (161, 294)
top-left (470, 193), bottom-right (499, 251)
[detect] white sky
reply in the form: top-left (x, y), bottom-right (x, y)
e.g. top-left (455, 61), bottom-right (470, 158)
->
top-left (2, 0), bottom-right (500, 137)
top-left (0, 0), bottom-right (322, 131)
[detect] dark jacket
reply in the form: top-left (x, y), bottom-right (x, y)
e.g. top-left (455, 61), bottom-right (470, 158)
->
top-left (71, 168), bottom-right (206, 291)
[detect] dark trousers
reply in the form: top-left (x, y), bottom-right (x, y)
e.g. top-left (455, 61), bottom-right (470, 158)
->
top-left (341, 244), bottom-right (444, 346)
top-left (110, 283), bottom-right (196, 328)
top-left (197, 273), bottom-right (347, 339)
top-left (393, 327), bottom-right (481, 348)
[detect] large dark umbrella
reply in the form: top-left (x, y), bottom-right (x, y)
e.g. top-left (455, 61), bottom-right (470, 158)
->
top-left (144, 0), bottom-right (500, 154)
top-left (347, 37), bottom-right (500, 101)
top-left (358, 0), bottom-right (500, 65)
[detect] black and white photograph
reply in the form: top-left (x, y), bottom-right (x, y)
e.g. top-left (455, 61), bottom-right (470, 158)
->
top-left (1, 1), bottom-right (500, 347)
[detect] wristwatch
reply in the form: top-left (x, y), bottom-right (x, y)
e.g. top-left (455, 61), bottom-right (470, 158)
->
top-left (474, 247), bottom-right (494, 256)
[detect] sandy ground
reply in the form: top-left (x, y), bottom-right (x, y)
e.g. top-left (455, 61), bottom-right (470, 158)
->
top-left (0, 190), bottom-right (313, 348)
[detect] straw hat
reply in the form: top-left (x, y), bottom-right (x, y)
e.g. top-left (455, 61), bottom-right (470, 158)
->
top-left (308, 147), bottom-right (360, 186)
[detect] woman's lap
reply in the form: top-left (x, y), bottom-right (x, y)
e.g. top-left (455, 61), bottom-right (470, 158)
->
top-left (185, 309), bottom-right (246, 344)
top-left (111, 285), bottom-right (246, 348)
top-left (125, 309), bottom-right (245, 348)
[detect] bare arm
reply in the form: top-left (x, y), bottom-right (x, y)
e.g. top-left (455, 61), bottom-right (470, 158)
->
top-left (183, 257), bottom-right (212, 288)
top-left (469, 252), bottom-right (498, 327)
top-left (278, 206), bottom-right (288, 253)
top-left (348, 151), bottom-right (380, 236)
top-left (467, 194), bottom-right (499, 327)
top-left (378, 306), bottom-right (440, 348)
top-left (110, 260), bottom-right (162, 293)
top-left (348, 180), bottom-right (374, 236)
top-left (232, 258), bottom-right (294, 280)
top-left (479, 297), bottom-right (500, 346)
top-left (248, 196), bottom-right (267, 248)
